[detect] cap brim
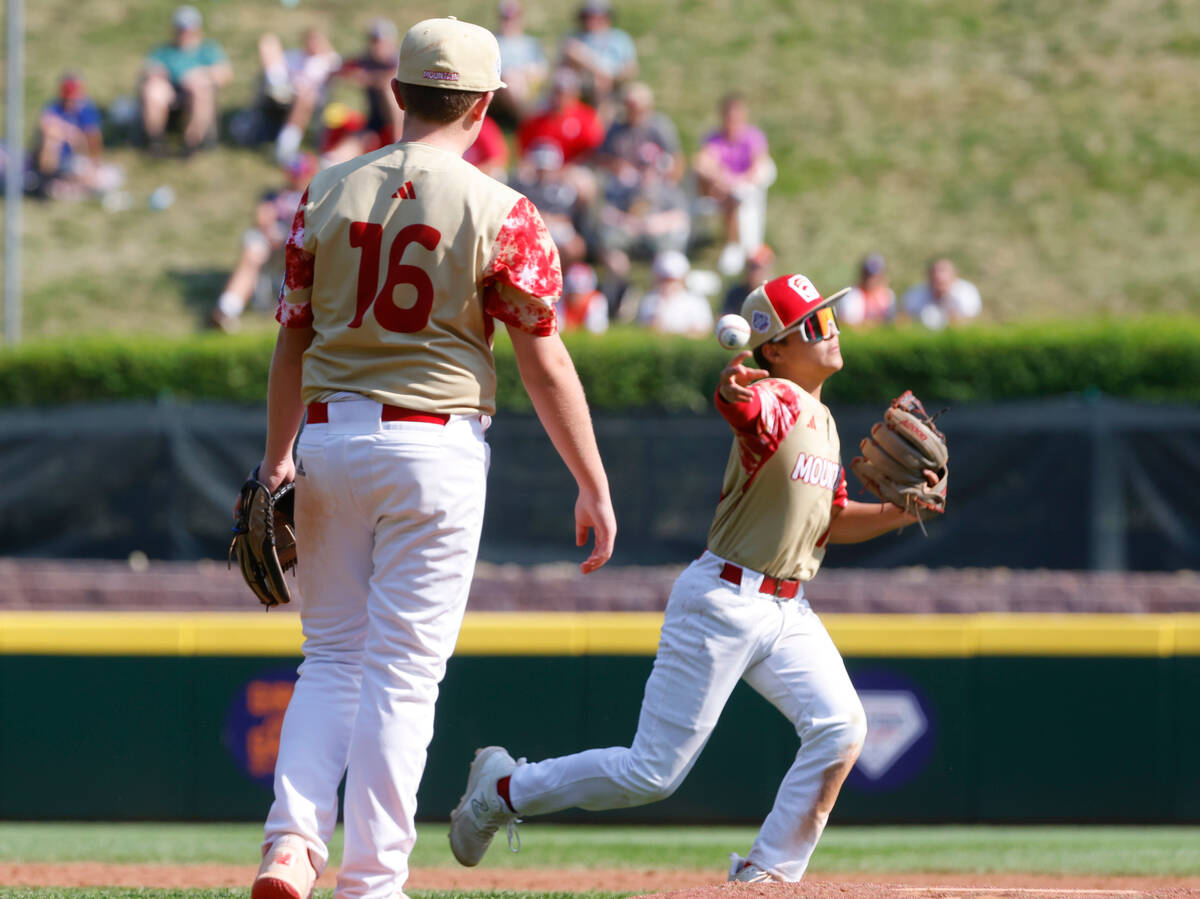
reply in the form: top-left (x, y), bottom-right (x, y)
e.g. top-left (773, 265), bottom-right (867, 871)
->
top-left (771, 286), bottom-right (851, 342)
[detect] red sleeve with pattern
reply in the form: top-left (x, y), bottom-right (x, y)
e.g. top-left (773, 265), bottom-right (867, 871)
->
top-left (714, 387), bottom-right (762, 432)
top-left (833, 470), bottom-right (848, 509)
top-left (275, 188), bottom-right (314, 328)
top-left (482, 197), bottom-right (562, 336)
top-left (720, 380), bottom-right (804, 479)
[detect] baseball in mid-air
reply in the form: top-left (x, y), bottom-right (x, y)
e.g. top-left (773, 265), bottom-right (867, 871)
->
top-left (714, 313), bottom-right (751, 349)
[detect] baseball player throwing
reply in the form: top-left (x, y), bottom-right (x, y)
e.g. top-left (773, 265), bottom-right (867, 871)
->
top-left (449, 273), bottom-right (936, 883)
top-left (247, 17), bottom-right (615, 899)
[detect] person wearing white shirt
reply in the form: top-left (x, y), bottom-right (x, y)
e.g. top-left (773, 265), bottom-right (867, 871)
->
top-left (901, 257), bottom-right (981, 330)
top-left (638, 250), bottom-right (713, 338)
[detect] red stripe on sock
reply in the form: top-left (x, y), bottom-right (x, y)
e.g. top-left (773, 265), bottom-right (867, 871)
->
top-left (496, 775), bottom-right (516, 812)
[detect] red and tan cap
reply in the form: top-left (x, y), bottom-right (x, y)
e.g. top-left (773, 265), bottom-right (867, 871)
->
top-left (741, 273), bottom-right (850, 350)
top-left (397, 17), bottom-right (506, 92)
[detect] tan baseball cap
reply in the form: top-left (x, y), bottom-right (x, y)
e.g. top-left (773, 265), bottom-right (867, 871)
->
top-left (396, 17), bottom-right (506, 92)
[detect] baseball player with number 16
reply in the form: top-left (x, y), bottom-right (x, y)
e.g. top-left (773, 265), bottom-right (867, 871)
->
top-left (449, 273), bottom-right (943, 883)
top-left (245, 17), bottom-right (616, 899)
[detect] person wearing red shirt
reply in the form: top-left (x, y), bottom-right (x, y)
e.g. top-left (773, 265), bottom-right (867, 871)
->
top-left (516, 67), bottom-right (604, 165)
top-left (463, 115), bottom-right (510, 180)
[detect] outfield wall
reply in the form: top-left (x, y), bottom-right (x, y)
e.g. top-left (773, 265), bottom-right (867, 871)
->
top-left (4, 398), bottom-right (1200, 570)
top-left (1, 611), bottom-right (1197, 824)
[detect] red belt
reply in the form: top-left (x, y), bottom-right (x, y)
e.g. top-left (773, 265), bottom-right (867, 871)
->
top-left (306, 402), bottom-right (449, 426)
top-left (720, 562), bottom-right (801, 599)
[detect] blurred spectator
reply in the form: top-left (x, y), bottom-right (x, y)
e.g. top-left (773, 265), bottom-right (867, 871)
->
top-left (559, 0), bottom-right (638, 115)
top-left (901, 257), bottom-right (982, 329)
top-left (140, 5), bottom-right (232, 156)
top-left (510, 139), bottom-right (590, 266)
top-left (637, 250), bottom-right (713, 337)
top-left (324, 18), bottom-right (403, 164)
top-left (463, 116), bottom-right (510, 180)
top-left (252, 28), bottom-right (341, 164)
top-left (693, 92), bottom-right (776, 276)
top-left (595, 138), bottom-right (690, 313)
top-left (597, 82), bottom-right (681, 181)
top-left (556, 263), bottom-right (609, 334)
top-left (517, 68), bottom-right (605, 166)
top-left (838, 253), bottom-right (896, 327)
top-left (211, 153), bottom-right (318, 333)
top-left (491, 0), bottom-right (547, 128)
top-left (316, 101), bottom-right (367, 163)
top-left (30, 73), bottom-right (122, 200)
top-left (720, 244), bottom-right (774, 316)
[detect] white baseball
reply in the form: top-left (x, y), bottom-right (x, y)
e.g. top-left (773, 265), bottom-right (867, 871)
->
top-left (714, 314), bottom-right (751, 349)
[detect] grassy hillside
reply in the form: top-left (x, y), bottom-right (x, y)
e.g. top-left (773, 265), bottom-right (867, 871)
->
top-left (7, 0), bottom-right (1200, 339)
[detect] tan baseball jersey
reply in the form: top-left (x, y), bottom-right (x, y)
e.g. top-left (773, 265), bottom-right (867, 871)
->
top-left (276, 141), bottom-right (562, 415)
top-left (707, 378), bottom-right (849, 582)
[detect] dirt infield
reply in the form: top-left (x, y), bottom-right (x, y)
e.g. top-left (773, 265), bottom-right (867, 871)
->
top-left (2, 864), bottom-right (1199, 897)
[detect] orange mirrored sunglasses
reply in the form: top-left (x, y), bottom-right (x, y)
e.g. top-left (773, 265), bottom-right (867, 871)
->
top-left (794, 306), bottom-right (839, 342)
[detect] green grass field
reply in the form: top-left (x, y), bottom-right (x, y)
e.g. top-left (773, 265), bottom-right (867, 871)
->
top-left (1, 822), bottom-right (1198, 898)
top-left (11, 0), bottom-right (1200, 340)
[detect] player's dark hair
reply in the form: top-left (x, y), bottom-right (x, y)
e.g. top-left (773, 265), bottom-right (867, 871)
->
top-left (753, 344), bottom-right (772, 374)
top-left (397, 83), bottom-right (484, 125)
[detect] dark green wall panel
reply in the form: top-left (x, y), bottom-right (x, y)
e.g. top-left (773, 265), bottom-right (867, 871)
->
top-left (1174, 657), bottom-right (1200, 819)
top-left (974, 658), bottom-right (1176, 821)
top-left (0, 654), bottom-right (1196, 822)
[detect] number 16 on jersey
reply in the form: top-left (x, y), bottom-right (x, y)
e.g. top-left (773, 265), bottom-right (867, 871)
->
top-left (347, 221), bottom-right (442, 333)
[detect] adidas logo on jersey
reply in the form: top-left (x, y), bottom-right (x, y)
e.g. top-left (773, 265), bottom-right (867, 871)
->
top-left (790, 452), bottom-right (841, 490)
top-left (392, 180), bottom-right (417, 200)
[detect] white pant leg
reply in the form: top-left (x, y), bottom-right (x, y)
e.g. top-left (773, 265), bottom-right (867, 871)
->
top-left (264, 429), bottom-right (373, 874)
top-left (338, 417), bottom-right (489, 899)
top-left (740, 602), bottom-right (866, 881)
top-left (511, 554), bottom-right (774, 815)
top-left (263, 403), bottom-right (489, 899)
top-left (735, 156), bottom-right (776, 253)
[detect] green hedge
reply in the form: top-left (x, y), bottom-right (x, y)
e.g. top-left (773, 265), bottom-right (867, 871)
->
top-left (1, 320), bottom-right (1198, 411)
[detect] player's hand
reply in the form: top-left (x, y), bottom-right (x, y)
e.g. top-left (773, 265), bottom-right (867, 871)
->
top-left (234, 457), bottom-right (296, 517)
top-left (718, 351), bottom-right (769, 404)
top-left (896, 469), bottom-right (943, 524)
top-left (575, 487), bottom-right (616, 575)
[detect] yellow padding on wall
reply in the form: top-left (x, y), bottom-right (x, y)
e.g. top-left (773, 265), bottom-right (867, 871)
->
top-left (0, 611), bottom-right (1198, 657)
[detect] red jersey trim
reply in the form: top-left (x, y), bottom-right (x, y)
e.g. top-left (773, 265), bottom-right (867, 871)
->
top-left (482, 197), bottom-right (562, 336)
top-left (276, 188), bottom-right (314, 328)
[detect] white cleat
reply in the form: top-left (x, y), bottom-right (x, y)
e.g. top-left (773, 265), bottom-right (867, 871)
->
top-left (252, 834), bottom-right (317, 899)
top-left (448, 745), bottom-right (522, 866)
top-left (728, 851), bottom-right (782, 883)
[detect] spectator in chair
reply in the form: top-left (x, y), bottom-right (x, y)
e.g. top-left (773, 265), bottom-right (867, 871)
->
top-left (491, 0), bottom-right (547, 128)
top-left (517, 67), bottom-right (605, 167)
top-left (901, 256), bottom-right (981, 330)
top-left (510, 139), bottom-right (590, 267)
top-left (559, 0), bottom-right (638, 115)
top-left (693, 92), bottom-right (775, 276)
top-left (30, 72), bottom-right (117, 200)
top-left (638, 250), bottom-right (713, 338)
top-left (211, 154), bottom-right (319, 333)
top-left (556, 263), bottom-right (609, 334)
top-left (721, 244), bottom-right (775, 316)
top-left (596, 81), bottom-right (681, 183)
top-left (140, 5), bottom-right (231, 156)
top-left (255, 27), bottom-right (342, 164)
top-left (837, 253), bottom-right (896, 328)
top-left (323, 19), bottom-right (404, 163)
top-left (595, 139), bottom-right (691, 315)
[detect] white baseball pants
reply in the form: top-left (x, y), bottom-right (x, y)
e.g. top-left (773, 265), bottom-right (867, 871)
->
top-left (263, 398), bottom-right (490, 899)
top-left (509, 550), bottom-right (866, 882)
